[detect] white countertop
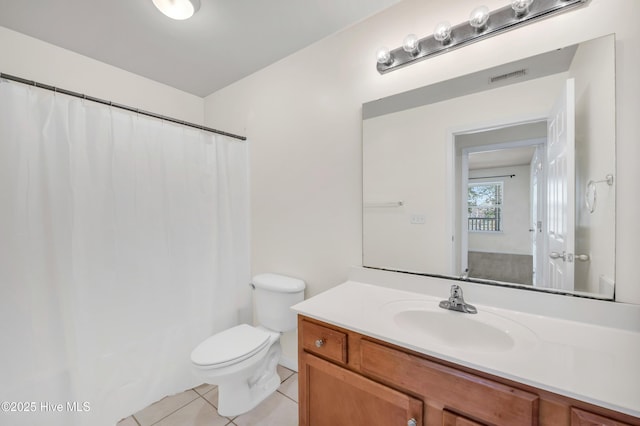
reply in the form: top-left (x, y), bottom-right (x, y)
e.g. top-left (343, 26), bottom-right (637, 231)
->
top-left (292, 280), bottom-right (640, 418)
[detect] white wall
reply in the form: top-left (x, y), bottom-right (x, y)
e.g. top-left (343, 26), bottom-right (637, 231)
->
top-left (204, 0), bottom-right (640, 364)
top-left (0, 26), bottom-right (203, 123)
top-left (204, 0), bottom-right (639, 305)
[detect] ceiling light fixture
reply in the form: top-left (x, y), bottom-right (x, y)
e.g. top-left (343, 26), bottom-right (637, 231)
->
top-left (152, 0), bottom-right (201, 20)
top-left (376, 0), bottom-right (588, 74)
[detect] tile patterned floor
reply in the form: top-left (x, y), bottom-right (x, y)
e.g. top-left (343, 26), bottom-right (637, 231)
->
top-left (118, 365), bottom-right (298, 426)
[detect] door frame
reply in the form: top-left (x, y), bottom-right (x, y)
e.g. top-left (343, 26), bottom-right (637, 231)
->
top-left (446, 115), bottom-right (547, 277)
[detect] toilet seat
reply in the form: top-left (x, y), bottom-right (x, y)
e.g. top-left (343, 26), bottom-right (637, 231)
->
top-left (191, 324), bottom-right (271, 368)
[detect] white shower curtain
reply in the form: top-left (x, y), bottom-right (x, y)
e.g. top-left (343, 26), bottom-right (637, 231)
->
top-left (0, 80), bottom-right (250, 425)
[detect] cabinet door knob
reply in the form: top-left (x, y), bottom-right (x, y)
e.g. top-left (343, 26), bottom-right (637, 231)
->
top-left (407, 419), bottom-right (417, 426)
top-left (315, 339), bottom-right (325, 348)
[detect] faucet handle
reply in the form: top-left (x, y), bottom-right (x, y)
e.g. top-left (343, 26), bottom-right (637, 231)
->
top-left (450, 284), bottom-right (463, 298)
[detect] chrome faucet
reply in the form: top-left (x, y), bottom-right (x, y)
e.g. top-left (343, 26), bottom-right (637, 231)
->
top-left (439, 284), bottom-right (477, 314)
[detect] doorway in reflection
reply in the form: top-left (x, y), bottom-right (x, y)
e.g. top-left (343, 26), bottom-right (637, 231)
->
top-left (455, 76), bottom-right (603, 294)
top-left (456, 123), bottom-right (547, 288)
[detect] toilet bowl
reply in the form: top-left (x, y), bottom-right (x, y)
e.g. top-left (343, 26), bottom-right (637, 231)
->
top-left (190, 273), bottom-right (305, 417)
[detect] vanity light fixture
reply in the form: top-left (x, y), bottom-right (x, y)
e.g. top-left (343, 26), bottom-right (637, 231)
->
top-left (511, 0), bottom-right (535, 16)
top-left (376, 0), bottom-right (588, 74)
top-left (469, 6), bottom-right (491, 30)
top-left (402, 34), bottom-right (420, 56)
top-left (376, 46), bottom-right (393, 66)
top-left (152, 0), bottom-right (201, 20)
top-left (433, 22), bottom-right (453, 44)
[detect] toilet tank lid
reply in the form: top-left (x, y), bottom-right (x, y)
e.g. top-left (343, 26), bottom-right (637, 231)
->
top-left (252, 273), bottom-right (305, 293)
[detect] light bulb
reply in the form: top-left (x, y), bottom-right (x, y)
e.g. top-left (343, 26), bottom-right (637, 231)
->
top-left (402, 34), bottom-right (420, 55)
top-left (152, 0), bottom-right (201, 20)
top-left (433, 21), bottom-right (452, 43)
top-left (469, 6), bottom-right (490, 29)
top-left (376, 47), bottom-right (393, 65)
top-left (511, 0), bottom-right (534, 16)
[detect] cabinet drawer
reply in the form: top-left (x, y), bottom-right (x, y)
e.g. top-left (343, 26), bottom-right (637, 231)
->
top-left (360, 339), bottom-right (539, 426)
top-left (301, 320), bottom-right (348, 364)
top-left (571, 407), bottom-right (632, 426)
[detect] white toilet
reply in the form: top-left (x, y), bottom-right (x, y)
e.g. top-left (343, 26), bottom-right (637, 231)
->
top-left (190, 273), bottom-right (305, 417)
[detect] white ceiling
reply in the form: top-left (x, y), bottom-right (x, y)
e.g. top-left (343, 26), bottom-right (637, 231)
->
top-left (0, 0), bottom-right (401, 97)
top-left (469, 146), bottom-right (537, 170)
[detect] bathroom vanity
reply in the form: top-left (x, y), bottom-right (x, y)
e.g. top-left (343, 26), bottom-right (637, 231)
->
top-left (293, 275), bottom-right (640, 426)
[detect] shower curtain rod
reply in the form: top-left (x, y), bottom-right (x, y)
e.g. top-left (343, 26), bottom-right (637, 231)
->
top-left (0, 72), bottom-right (247, 141)
top-left (469, 174), bottom-right (516, 180)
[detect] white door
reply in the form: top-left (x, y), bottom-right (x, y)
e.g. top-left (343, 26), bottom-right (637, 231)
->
top-left (544, 79), bottom-right (575, 291)
top-left (530, 144), bottom-right (545, 287)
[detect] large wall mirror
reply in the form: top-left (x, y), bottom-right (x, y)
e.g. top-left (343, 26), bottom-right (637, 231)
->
top-left (362, 34), bottom-right (616, 300)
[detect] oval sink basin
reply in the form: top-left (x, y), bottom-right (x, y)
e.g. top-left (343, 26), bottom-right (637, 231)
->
top-left (382, 300), bottom-right (537, 353)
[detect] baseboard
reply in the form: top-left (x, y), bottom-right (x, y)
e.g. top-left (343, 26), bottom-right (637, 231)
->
top-left (279, 354), bottom-right (298, 372)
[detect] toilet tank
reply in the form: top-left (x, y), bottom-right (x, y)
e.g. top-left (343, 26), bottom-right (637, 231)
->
top-left (252, 273), bottom-right (305, 332)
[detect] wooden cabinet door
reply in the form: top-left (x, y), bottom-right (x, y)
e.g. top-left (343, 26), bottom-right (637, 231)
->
top-left (443, 410), bottom-right (485, 426)
top-left (300, 353), bottom-right (423, 426)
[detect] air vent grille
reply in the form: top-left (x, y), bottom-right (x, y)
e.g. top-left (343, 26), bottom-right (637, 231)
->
top-left (490, 69), bottom-right (527, 83)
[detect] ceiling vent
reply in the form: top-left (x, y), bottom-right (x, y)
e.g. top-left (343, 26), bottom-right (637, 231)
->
top-left (489, 69), bottom-right (527, 84)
